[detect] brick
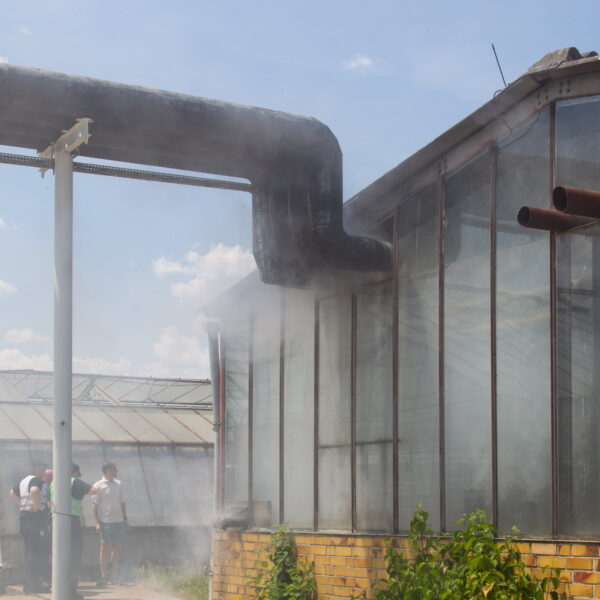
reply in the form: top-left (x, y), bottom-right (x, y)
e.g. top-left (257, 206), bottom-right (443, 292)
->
top-left (568, 582), bottom-right (593, 597)
top-left (572, 544), bottom-right (600, 557)
top-left (574, 571), bottom-right (600, 585)
top-left (558, 543), bottom-right (572, 556)
top-left (311, 545), bottom-right (327, 555)
top-left (515, 542), bottom-right (531, 554)
top-left (351, 546), bottom-right (371, 557)
top-left (567, 558), bottom-right (594, 570)
top-left (334, 545), bottom-right (352, 556)
top-left (531, 542), bottom-right (557, 555)
top-left (330, 556), bottom-right (346, 566)
top-left (538, 556), bottom-right (565, 568)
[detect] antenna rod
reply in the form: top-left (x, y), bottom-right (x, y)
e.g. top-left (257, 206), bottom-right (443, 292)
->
top-left (492, 43), bottom-right (507, 88)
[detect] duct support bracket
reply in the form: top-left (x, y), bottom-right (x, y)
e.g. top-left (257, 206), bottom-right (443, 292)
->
top-left (39, 118), bottom-right (92, 176)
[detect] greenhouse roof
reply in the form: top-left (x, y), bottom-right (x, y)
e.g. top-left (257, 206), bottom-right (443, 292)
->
top-left (0, 370), bottom-right (214, 445)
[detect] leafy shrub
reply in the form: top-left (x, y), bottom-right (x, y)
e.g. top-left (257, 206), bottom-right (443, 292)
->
top-left (374, 507), bottom-right (561, 600)
top-left (251, 525), bottom-right (316, 600)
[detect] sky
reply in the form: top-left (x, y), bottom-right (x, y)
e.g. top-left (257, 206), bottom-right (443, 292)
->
top-left (0, 0), bottom-right (598, 379)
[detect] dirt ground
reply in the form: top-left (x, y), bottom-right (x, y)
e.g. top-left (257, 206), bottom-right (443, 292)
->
top-left (3, 581), bottom-right (182, 600)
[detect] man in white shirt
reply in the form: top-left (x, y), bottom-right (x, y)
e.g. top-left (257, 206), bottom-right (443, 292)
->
top-left (92, 462), bottom-right (128, 586)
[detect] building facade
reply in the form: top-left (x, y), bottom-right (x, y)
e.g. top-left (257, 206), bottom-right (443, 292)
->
top-left (209, 48), bottom-right (600, 599)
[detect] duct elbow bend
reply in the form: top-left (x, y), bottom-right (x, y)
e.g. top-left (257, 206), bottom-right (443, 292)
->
top-left (311, 226), bottom-right (393, 273)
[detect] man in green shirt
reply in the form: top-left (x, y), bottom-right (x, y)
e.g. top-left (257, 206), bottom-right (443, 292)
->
top-left (50, 464), bottom-right (96, 599)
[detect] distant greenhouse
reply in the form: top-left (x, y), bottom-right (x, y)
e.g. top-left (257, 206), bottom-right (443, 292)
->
top-left (0, 370), bottom-right (214, 587)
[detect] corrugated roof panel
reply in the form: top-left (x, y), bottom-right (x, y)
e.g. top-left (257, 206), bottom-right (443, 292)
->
top-left (75, 406), bottom-right (136, 442)
top-left (0, 405), bottom-right (28, 439)
top-left (0, 403), bottom-right (53, 440)
top-left (134, 408), bottom-right (202, 443)
top-left (100, 407), bottom-right (170, 443)
top-left (166, 409), bottom-right (215, 444)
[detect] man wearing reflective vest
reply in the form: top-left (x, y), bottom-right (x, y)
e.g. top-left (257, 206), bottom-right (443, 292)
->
top-left (50, 464), bottom-right (96, 599)
top-left (9, 459), bottom-right (50, 594)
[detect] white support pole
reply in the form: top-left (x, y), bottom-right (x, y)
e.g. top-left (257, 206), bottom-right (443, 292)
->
top-left (52, 149), bottom-right (73, 600)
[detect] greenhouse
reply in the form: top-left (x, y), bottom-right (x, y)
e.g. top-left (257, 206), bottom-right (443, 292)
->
top-left (0, 370), bottom-right (214, 588)
top-left (208, 48), bottom-right (600, 599)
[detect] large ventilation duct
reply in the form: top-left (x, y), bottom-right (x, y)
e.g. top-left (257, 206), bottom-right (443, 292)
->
top-left (0, 64), bottom-right (392, 286)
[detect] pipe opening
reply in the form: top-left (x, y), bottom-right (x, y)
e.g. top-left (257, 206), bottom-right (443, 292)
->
top-left (553, 186), bottom-right (569, 212)
top-left (517, 206), bottom-right (532, 227)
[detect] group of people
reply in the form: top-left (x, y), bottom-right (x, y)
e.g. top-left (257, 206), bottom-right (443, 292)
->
top-left (9, 459), bottom-right (128, 598)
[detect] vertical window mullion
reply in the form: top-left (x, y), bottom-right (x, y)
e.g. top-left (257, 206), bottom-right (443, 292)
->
top-left (351, 293), bottom-right (357, 532)
top-left (313, 300), bottom-right (320, 532)
top-left (279, 290), bottom-right (285, 524)
top-left (439, 177), bottom-right (446, 533)
top-left (392, 208), bottom-right (400, 534)
top-left (490, 146), bottom-right (498, 528)
top-left (248, 313), bottom-right (255, 527)
top-left (549, 101), bottom-right (558, 538)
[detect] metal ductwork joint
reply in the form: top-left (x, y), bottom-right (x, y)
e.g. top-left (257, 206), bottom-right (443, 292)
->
top-left (0, 64), bottom-right (392, 288)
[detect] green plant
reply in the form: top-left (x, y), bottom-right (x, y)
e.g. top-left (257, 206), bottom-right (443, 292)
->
top-left (373, 507), bottom-right (561, 600)
top-left (251, 525), bottom-right (317, 600)
top-left (137, 561), bottom-right (209, 600)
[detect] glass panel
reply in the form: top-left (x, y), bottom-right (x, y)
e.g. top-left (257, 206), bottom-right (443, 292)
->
top-left (37, 404), bottom-right (101, 442)
top-left (556, 225), bottom-right (600, 536)
top-left (99, 407), bottom-right (171, 443)
top-left (283, 289), bottom-right (314, 529)
top-left (356, 282), bottom-right (393, 532)
top-left (74, 406), bottom-right (136, 442)
top-left (174, 445), bottom-right (214, 526)
top-left (318, 294), bottom-right (351, 530)
top-left (496, 110), bottom-right (551, 535)
top-left (556, 97), bottom-right (600, 536)
top-left (167, 409), bottom-right (215, 443)
top-left (0, 405), bottom-right (29, 439)
top-left (252, 293), bottom-right (281, 528)
top-left (444, 153), bottom-right (492, 528)
top-left (397, 184), bottom-right (440, 531)
top-left (223, 323), bottom-right (250, 515)
top-left (0, 403), bottom-right (53, 440)
top-left (134, 407), bottom-right (203, 443)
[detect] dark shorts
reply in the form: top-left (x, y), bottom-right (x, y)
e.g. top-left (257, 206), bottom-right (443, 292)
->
top-left (99, 522), bottom-right (124, 544)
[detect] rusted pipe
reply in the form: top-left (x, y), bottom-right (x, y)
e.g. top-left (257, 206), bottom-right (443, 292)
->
top-left (553, 186), bottom-right (600, 218)
top-left (517, 206), bottom-right (596, 231)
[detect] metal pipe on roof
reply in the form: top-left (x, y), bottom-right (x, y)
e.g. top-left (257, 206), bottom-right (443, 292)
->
top-left (517, 205), bottom-right (596, 231)
top-left (553, 186), bottom-right (600, 219)
top-left (0, 64), bottom-right (392, 286)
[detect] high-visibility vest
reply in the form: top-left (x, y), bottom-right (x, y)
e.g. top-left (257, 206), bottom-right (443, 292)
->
top-left (50, 477), bottom-right (83, 517)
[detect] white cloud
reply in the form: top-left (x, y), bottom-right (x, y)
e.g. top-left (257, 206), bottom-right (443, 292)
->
top-left (0, 57), bottom-right (7, 64)
top-left (0, 280), bottom-right (17, 295)
top-left (343, 54), bottom-right (373, 70)
top-left (5, 328), bottom-right (48, 344)
top-left (141, 327), bottom-right (209, 378)
top-left (0, 217), bottom-right (7, 229)
top-left (72, 355), bottom-right (132, 375)
top-left (153, 256), bottom-right (192, 277)
top-left (18, 26), bottom-right (32, 35)
top-left (0, 348), bottom-right (52, 370)
top-left (153, 243), bottom-right (256, 307)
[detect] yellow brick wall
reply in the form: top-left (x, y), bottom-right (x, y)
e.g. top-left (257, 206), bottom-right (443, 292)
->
top-left (212, 530), bottom-right (600, 599)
